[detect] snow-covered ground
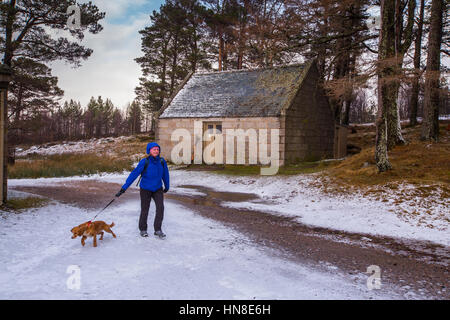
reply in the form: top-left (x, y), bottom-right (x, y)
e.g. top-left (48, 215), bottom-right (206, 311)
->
top-left (7, 168), bottom-right (449, 247)
top-left (136, 170), bottom-right (449, 246)
top-left (15, 136), bottom-right (134, 157)
top-left (0, 190), bottom-right (396, 300)
top-left (3, 167), bottom-right (448, 299)
top-left (351, 115), bottom-right (450, 127)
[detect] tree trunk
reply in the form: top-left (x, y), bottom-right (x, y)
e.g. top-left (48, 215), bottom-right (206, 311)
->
top-left (387, 0), bottom-right (404, 147)
top-left (375, 0), bottom-right (396, 172)
top-left (14, 83), bottom-right (23, 125)
top-left (151, 113), bottom-right (156, 133)
top-left (341, 50), bottom-right (356, 126)
top-left (3, 0), bottom-right (16, 66)
top-left (342, 97), bottom-right (352, 125)
top-left (159, 39), bottom-right (169, 109)
top-left (386, 80), bottom-right (405, 150)
top-left (375, 100), bottom-right (392, 172)
top-left (409, 0), bottom-right (425, 126)
top-left (421, 0), bottom-right (444, 141)
top-left (169, 31), bottom-right (179, 96)
top-left (377, 76), bottom-right (397, 171)
top-left (218, 32), bottom-right (224, 71)
top-left (2, 0), bottom-right (16, 203)
top-left (386, 0), bottom-right (416, 149)
top-left (237, 22), bottom-right (244, 70)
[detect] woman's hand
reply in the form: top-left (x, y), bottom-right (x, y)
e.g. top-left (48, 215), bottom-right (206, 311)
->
top-left (115, 188), bottom-right (125, 197)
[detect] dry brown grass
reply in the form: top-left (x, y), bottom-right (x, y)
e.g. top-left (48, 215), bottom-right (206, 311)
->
top-left (9, 153), bottom-right (136, 178)
top-left (319, 121), bottom-right (450, 214)
top-left (327, 121), bottom-right (450, 187)
top-left (109, 139), bottom-right (149, 160)
top-left (1, 196), bottom-right (49, 213)
top-left (10, 134), bottom-right (155, 179)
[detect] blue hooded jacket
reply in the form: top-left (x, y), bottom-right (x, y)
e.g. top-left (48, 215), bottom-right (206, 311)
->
top-left (121, 142), bottom-right (169, 192)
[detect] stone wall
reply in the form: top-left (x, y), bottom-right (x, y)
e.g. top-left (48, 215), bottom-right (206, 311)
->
top-left (283, 63), bottom-right (335, 163)
top-left (156, 117), bottom-right (284, 166)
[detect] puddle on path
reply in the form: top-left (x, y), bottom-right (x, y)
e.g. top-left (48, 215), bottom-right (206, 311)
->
top-left (176, 184), bottom-right (269, 205)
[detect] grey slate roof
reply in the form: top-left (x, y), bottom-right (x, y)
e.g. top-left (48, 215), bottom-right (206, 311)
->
top-left (159, 63), bottom-right (310, 118)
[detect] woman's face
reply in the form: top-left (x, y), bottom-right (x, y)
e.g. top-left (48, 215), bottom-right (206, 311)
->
top-left (150, 146), bottom-right (160, 157)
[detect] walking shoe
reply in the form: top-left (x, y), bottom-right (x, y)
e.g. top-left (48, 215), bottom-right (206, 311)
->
top-left (154, 230), bottom-right (166, 239)
top-left (140, 231), bottom-right (148, 237)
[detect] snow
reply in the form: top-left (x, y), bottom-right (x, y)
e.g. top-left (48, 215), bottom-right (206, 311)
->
top-left (0, 190), bottom-right (396, 299)
top-left (351, 115), bottom-right (450, 127)
top-left (160, 170), bottom-right (449, 247)
top-left (7, 168), bottom-right (449, 247)
top-left (3, 166), bottom-right (448, 299)
top-left (15, 136), bottom-right (133, 157)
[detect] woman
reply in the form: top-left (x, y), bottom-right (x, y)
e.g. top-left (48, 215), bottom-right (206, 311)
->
top-left (116, 142), bottom-right (169, 238)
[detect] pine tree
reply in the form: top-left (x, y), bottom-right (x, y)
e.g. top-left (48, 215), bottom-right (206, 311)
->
top-left (111, 108), bottom-right (125, 137)
top-left (0, 0), bottom-right (105, 67)
top-left (127, 100), bottom-right (143, 135)
top-left (84, 97), bottom-right (98, 139)
top-left (135, 0), bottom-right (210, 114)
top-left (7, 57), bottom-right (63, 144)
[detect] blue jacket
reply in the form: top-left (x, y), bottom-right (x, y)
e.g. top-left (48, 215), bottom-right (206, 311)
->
top-left (121, 142), bottom-right (169, 192)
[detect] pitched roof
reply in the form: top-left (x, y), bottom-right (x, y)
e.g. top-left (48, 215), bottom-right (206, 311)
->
top-left (158, 62), bottom-right (312, 118)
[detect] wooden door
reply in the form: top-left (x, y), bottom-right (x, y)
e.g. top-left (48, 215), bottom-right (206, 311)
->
top-left (203, 122), bottom-right (222, 163)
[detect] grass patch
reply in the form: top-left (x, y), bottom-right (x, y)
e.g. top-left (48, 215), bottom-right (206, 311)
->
top-left (279, 160), bottom-right (338, 175)
top-left (107, 136), bottom-right (153, 159)
top-left (1, 196), bottom-right (49, 212)
top-left (326, 123), bottom-right (450, 187)
top-left (183, 160), bottom-right (338, 176)
top-left (213, 164), bottom-right (261, 176)
top-left (110, 141), bottom-right (149, 159)
top-left (130, 133), bottom-right (155, 142)
top-left (8, 152), bottom-right (135, 179)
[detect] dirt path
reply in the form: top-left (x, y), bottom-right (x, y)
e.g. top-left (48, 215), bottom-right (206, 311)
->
top-left (13, 180), bottom-right (140, 210)
top-left (12, 180), bottom-right (449, 299)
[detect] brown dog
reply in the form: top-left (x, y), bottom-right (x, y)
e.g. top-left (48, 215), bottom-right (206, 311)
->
top-left (71, 221), bottom-right (116, 247)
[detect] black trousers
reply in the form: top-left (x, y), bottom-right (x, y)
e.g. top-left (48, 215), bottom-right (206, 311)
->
top-left (139, 187), bottom-right (164, 232)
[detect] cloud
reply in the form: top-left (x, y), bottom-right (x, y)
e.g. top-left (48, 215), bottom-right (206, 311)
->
top-left (48, 1), bottom-right (161, 111)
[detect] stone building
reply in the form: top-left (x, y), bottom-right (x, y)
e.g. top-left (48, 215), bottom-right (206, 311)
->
top-left (156, 60), bottom-right (342, 166)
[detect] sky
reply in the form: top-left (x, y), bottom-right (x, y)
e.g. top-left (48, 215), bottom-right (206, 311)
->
top-left (49, 0), bottom-right (165, 112)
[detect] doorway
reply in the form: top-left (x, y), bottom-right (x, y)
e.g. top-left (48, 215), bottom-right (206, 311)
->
top-left (203, 122), bottom-right (222, 163)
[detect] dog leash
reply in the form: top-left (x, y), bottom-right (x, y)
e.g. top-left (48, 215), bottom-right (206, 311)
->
top-left (87, 198), bottom-right (116, 226)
